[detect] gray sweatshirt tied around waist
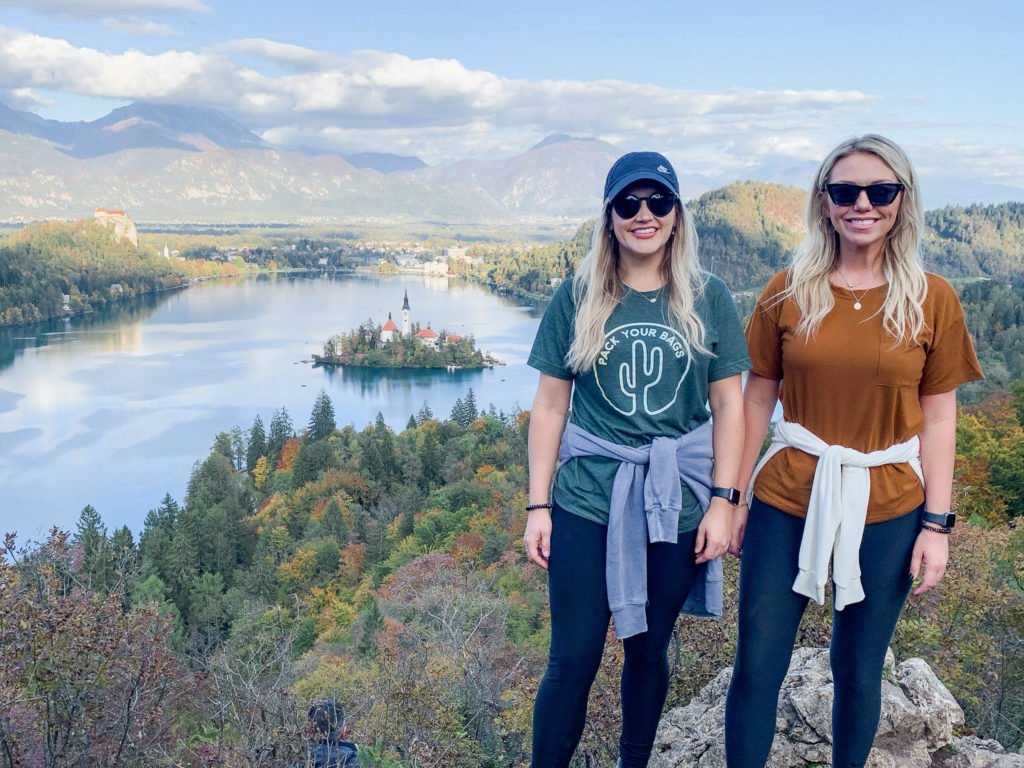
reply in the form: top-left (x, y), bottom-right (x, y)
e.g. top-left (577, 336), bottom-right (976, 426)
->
top-left (557, 420), bottom-right (722, 639)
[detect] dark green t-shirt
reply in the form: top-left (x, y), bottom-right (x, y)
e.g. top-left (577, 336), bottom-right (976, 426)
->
top-left (528, 275), bottom-right (751, 532)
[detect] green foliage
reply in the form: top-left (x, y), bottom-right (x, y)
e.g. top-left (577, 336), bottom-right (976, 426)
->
top-left (267, 406), bottom-right (295, 463)
top-left (246, 414), bottom-right (268, 472)
top-left (307, 389), bottom-right (337, 442)
top-left (0, 218), bottom-right (243, 326)
top-left (9, 374), bottom-right (1024, 764)
top-left (321, 322), bottom-right (494, 369)
top-left (923, 203), bottom-right (1024, 280)
top-left (957, 280), bottom-right (1024, 403)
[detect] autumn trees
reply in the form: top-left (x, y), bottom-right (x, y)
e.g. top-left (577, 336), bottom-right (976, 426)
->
top-left (5, 383), bottom-right (1024, 765)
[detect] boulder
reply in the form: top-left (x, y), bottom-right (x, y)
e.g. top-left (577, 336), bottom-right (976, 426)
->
top-left (650, 647), bottom-right (1021, 768)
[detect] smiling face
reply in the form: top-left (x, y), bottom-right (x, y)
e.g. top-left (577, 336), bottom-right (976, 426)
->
top-left (824, 151), bottom-right (903, 256)
top-left (610, 184), bottom-right (678, 266)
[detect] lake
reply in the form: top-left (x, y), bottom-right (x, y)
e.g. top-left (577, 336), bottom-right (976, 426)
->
top-left (0, 274), bottom-right (544, 537)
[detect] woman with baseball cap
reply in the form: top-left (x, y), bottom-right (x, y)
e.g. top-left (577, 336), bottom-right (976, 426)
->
top-left (523, 151), bottom-right (750, 767)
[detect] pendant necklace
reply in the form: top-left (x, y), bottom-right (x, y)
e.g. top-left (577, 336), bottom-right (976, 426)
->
top-left (624, 283), bottom-right (662, 303)
top-left (834, 267), bottom-right (870, 311)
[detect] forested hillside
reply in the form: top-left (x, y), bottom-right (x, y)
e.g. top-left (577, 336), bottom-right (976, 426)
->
top-left (0, 219), bottom-right (244, 325)
top-left (469, 189), bottom-right (1024, 294)
top-left (924, 203), bottom-right (1024, 281)
top-left (3, 384), bottom-right (1023, 767)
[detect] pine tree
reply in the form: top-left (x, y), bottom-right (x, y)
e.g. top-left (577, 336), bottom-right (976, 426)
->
top-left (74, 504), bottom-right (113, 593)
top-left (307, 389), bottom-right (337, 442)
top-left (140, 494), bottom-right (179, 582)
top-left (420, 429), bottom-right (442, 490)
top-left (464, 388), bottom-right (479, 423)
top-left (246, 414), bottom-right (267, 472)
top-left (406, 413), bottom-right (418, 431)
top-left (267, 407), bottom-right (294, 461)
top-left (416, 401), bottom-right (434, 424)
top-left (321, 498), bottom-right (349, 543)
top-left (450, 396), bottom-right (466, 426)
top-left (229, 425), bottom-right (246, 470)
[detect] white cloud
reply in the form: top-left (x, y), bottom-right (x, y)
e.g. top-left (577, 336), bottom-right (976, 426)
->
top-left (0, 0), bottom-right (209, 17)
top-left (0, 27), bottom-right (1021, 190)
top-left (3, 85), bottom-right (51, 109)
top-left (102, 17), bottom-right (178, 36)
top-left (215, 38), bottom-right (336, 71)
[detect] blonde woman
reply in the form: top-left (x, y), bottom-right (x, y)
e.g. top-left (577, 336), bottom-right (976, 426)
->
top-left (724, 135), bottom-right (983, 767)
top-left (524, 152), bottom-right (749, 768)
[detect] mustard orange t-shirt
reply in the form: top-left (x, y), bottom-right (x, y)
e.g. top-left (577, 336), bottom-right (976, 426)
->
top-left (747, 270), bottom-right (984, 523)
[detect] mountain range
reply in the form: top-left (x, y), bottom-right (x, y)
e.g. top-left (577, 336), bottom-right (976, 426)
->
top-left (1, 101), bottom-right (1021, 233)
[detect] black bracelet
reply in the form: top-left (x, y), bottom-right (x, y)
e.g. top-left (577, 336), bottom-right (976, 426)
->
top-left (921, 522), bottom-right (952, 535)
top-left (526, 502), bottom-right (553, 512)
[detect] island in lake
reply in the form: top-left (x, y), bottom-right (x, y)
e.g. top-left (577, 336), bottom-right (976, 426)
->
top-left (313, 290), bottom-right (502, 370)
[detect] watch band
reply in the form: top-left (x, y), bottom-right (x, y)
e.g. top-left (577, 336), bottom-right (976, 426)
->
top-left (921, 510), bottom-right (956, 529)
top-left (711, 486), bottom-right (742, 506)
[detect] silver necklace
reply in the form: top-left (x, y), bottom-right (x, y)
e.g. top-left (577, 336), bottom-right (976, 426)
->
top-left (624, 284), bottom-right (662, 303)
top-left (834, 267), bottom-right (871, 311)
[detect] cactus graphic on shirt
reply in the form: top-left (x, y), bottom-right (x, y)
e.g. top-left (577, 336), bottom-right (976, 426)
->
top-left (617, 340), bottom-right (664, 416)
top-left (595, 322), bottom-right (690, 416)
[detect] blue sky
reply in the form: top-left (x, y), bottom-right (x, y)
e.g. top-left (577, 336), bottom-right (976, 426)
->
top-left (0, 0), bottom-right (1022, 201)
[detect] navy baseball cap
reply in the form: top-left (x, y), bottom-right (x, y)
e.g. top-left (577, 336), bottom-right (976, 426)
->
top-left (603, 151), bottom-right (680, 204)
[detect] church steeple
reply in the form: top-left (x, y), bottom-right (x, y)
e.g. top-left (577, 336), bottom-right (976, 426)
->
top-left (401, 290), bottom-right (411, 336)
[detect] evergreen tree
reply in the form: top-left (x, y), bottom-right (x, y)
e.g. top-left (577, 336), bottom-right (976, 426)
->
top-left (360, 413), bottom-right (398, 486)
top-left (74, 504), bottom-right (113, 593)
top-left (212, 431), bottom-right (234, 462)
top-left (420, 429), bottom-right (443, 490)
top-left (464, 388), bottom-right (479, 423)
top-left (321, 498), bottom-right (350, 543)
top-left (416, 401), bottom-right (434, 424)
top-left (293, 440), bottom-right (337, 486)
top-left (307, 389), bottom-right (337, 442)
top-left (450, 396), bottom-right (466, 427)
top-left (406, 413), bottom-right (418, 431)
top-left (246, 414), bottom-right (267, 472)
top-left (229, 425), bottom-right (246, 470)
top-left (267, 407), bottom-right (294, 461)
top-left (110, 525), bottom-right (138, 589)
top-left (188, 572), bottom-right (228, 651)
top-left (357, 600), bottom-right (383, 657)
top-left (140, 494), bottom-right (179, 581)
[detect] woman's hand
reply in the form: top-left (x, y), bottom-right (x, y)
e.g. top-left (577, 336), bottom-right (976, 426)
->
top-left (695, 498), bottom-right (731, 564)
top-left (910, 528), bottom-right (949, 595)
top-left (524, 508), bottom-right (553, 570)
top-left (728, 503), bottom-right (748, 557)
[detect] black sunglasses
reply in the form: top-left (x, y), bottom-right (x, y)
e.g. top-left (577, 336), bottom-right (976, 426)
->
top-left (824, 182), bottom-right (904, 207)
top-left (610, 191), bottom-right (677, 219)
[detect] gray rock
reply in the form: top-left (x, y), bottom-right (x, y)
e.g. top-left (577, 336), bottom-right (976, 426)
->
top-left (931, 737), bottom-right (1024, 768)
top-left (649, 647), bottom-right (1015, 768)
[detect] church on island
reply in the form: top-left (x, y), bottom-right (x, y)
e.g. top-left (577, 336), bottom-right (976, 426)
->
top-left (379, 290), bottom-right (463, 351)
top-left (314, 290), bottom-right (490, 370)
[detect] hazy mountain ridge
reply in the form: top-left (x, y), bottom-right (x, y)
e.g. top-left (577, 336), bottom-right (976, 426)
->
top-left (2, 101), bottom-right (1023, 232)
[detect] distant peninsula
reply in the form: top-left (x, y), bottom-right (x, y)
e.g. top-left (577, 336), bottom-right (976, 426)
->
top-left (312, 290), bottom-right (500, 370)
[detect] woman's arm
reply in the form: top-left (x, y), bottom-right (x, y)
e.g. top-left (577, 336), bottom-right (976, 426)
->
top-left (697, 373), bottom-right (744, 564)
top-left (728, 372), bottom-right (781, 556)
top-left (910, 389), bottom-right (957, 595)
top-left (524, 372), bottom-right (572, 570)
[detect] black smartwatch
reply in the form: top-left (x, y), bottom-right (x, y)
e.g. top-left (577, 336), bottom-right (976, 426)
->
top-left (711, 486), bottom-right (742, 506)
top-left (921, 509), bottom-right (956, 530)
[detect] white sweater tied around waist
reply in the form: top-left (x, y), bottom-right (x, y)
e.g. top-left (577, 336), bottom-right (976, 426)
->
top-left (749, 419), bottom-right (923, 610)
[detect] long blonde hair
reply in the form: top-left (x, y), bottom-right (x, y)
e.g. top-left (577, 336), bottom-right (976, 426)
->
top-left (565, 199), bottom-right (709, 373)
top-left (782, 134), bottom-right (927, 345)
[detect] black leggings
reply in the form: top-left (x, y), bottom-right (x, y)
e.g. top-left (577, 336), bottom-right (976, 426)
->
top-left (724, 497), bottom-right (919, 768)
top-left (531, 504), bottom-right (700, 768)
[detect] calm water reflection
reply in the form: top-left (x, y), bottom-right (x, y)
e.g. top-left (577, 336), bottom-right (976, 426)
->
top-left (0, 274), bottom-right (543, 535)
